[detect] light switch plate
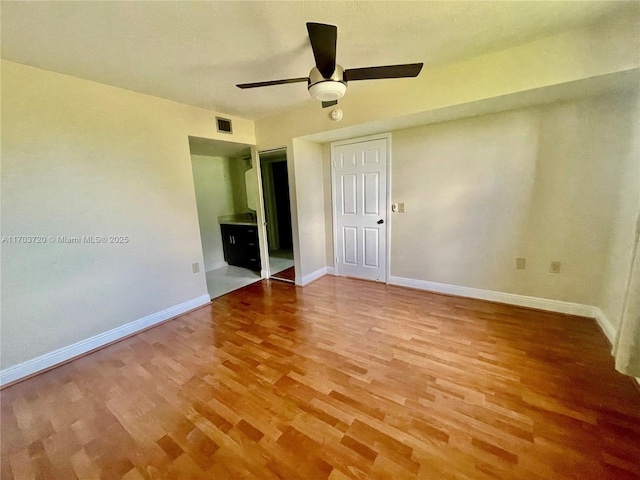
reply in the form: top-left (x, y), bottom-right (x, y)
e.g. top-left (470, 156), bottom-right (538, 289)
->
top-left (192, 262), bottom-right (200, 273)
top-left (516, 258), bottom-right (526, 269)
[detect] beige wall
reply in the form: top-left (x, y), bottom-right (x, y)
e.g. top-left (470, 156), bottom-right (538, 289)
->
top-left (598, 94), bottom-right (640, 330)
top-left (322, 143), bottom-right (334, 267)
top-left (290, 139), bottom-right (326, 280)
top-left (191, 155), bottom-right (250, 272)
top-left (1, 60), bottom-right (255, 368)
top-left (388, 95), bottom-right (633, 304)
top-left (230, 157), bottom-right (252, 213)
top-left (322, 95), bottom-right (635, 305)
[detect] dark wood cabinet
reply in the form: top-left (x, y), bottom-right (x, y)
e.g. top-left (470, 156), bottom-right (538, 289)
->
top-left (220, 224), bottom-right (261, 271)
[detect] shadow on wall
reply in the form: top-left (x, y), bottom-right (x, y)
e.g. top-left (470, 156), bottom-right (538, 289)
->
top-left (190, 150), bottom-right (253, 273)
top-left (390, 96), bottom-right (634, 304)
top-left (396, 110), bottom-right (537, 290)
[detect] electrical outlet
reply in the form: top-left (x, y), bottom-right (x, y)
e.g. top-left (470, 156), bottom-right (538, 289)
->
top-left (550, 261), bottom-right (561, 274)
top-left (192, 262), bottom-right (200, 273)
top-left (398, 202), bottom-right (405, 213)
top-left (516, 258), bottom-right (526, 270)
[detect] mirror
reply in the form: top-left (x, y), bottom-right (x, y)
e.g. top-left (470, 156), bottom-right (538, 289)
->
top-left (259, 149), bottom-right (295, 283)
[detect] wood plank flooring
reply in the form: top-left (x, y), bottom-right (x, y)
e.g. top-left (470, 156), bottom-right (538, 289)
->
top-left (272, 267), bottom-right (295, 283)
top-left (1, 276), bottom-right (639, 479)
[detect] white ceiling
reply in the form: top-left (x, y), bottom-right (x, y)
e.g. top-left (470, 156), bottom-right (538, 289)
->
top-left (1, 1), bottom-right (634, 120)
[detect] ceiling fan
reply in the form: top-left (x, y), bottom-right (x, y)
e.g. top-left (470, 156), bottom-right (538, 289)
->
top-left (237, 22), bottom-right (424, 108)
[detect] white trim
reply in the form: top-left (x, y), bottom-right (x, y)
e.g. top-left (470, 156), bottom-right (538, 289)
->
top-left (385, 134), bottom-right (392, 284)
top-left (330, 143), bottom-right (339, 276)
top-left (253, 146), bottom-right (272, 281)
top-left (326, 266), bottom-right (336, 275)
top-left (330, 132), bottom-right (393, 148)
top-left (593, 307), bottom-right (616, 344)
top-left (330, 132), bottom-right (392, 282)
top-left (300, 267), bottom-right (327, 286)
top-left (0, 294), bottom-right (211, 386)
top-left (388, 276), bottom-right (596, 317)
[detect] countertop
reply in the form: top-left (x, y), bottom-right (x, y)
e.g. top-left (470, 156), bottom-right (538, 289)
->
top-left (219, 220), bottom-right (258, 226)
top-left (218, 213), bottom-right (257, 227)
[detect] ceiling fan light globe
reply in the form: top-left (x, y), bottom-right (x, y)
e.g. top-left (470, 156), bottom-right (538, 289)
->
top-left (308, 81), bottom-right (347, 102)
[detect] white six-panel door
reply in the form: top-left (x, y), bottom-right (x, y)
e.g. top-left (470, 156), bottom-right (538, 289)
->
top-left (332, 137), bottom-right (388, 282)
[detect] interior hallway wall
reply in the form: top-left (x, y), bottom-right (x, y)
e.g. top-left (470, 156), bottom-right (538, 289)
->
top-left (230, 157), bottom-right (252, 214)
top-left (191, 155), bottom-right (241, 272)
top-left (290, 139), bottom-right (326, 281)
top-left (323, 93), bottom-right (636, 306)
top-left (1, 60), bottom-right (255, 370)
top-left (598, 93), bottom-right (640, 334)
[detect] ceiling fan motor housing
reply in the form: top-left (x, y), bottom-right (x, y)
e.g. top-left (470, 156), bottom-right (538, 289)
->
top-left (308, 65), bottom-right (347, 101)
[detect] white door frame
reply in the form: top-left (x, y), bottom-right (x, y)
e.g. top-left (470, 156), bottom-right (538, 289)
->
top-left (250, 146), bottom-right (270, 279)
top-left (330, 133), bottom-right (392, 283)
top-left (256, 147), bottom-right (294, 280)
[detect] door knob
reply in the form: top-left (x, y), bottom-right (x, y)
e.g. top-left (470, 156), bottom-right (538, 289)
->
top-left (377, 219), bottom-right (384, 224)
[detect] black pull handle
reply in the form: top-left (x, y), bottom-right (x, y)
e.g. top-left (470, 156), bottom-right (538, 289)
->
top-left (377, 219), bottom-right (384, 224)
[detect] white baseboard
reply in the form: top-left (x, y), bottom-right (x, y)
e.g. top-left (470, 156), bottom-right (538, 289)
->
top-left (0, 294), bottom-right (211, 387)
top-left (326, 266), bottom-right (336, 275)
top-left (300, 267), bottom-right (327, 286)
top-left (593, 307), bottom-right (616, 344)
top-left (388, 276), bottom-right (596, 318)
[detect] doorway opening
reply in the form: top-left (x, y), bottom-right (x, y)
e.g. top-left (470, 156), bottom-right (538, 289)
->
top-left (189, 136), bottom-right (263, 299)
top-left (259, 149), bottom-right (295, 282)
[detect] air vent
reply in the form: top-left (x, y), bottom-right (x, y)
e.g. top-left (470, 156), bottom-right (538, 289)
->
top-left (216, 117), bottom-right (232, 134)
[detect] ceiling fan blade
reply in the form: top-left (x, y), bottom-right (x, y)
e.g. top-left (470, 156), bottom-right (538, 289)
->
top-left (344, 63), bottom-right (423, 82)
top-left (322, 100), bottom-right (338, 108)
top-left (236, 77), bottom-right (309, 89)
top-left (306, 22), bottom-right (337, 78)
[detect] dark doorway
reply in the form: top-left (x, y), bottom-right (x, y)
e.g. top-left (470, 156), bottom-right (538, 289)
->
top-left (259, 149), bottom-right (295, 283)
top-left (271, 161), bottom-right (293, 250)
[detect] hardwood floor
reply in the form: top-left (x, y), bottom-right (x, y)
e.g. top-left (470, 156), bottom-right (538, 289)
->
top-left (271, 266), bottom-right (295, 283)
top-left (1, 276), bottom-right (639, 479)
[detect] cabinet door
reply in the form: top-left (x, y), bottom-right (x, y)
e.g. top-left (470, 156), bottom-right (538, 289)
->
top-left (221, 225), bottom-right (241, 265)
top-left (220, 224), bottom-right (261, 271)
top-left (240, 227), bottom-right (260, 270)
